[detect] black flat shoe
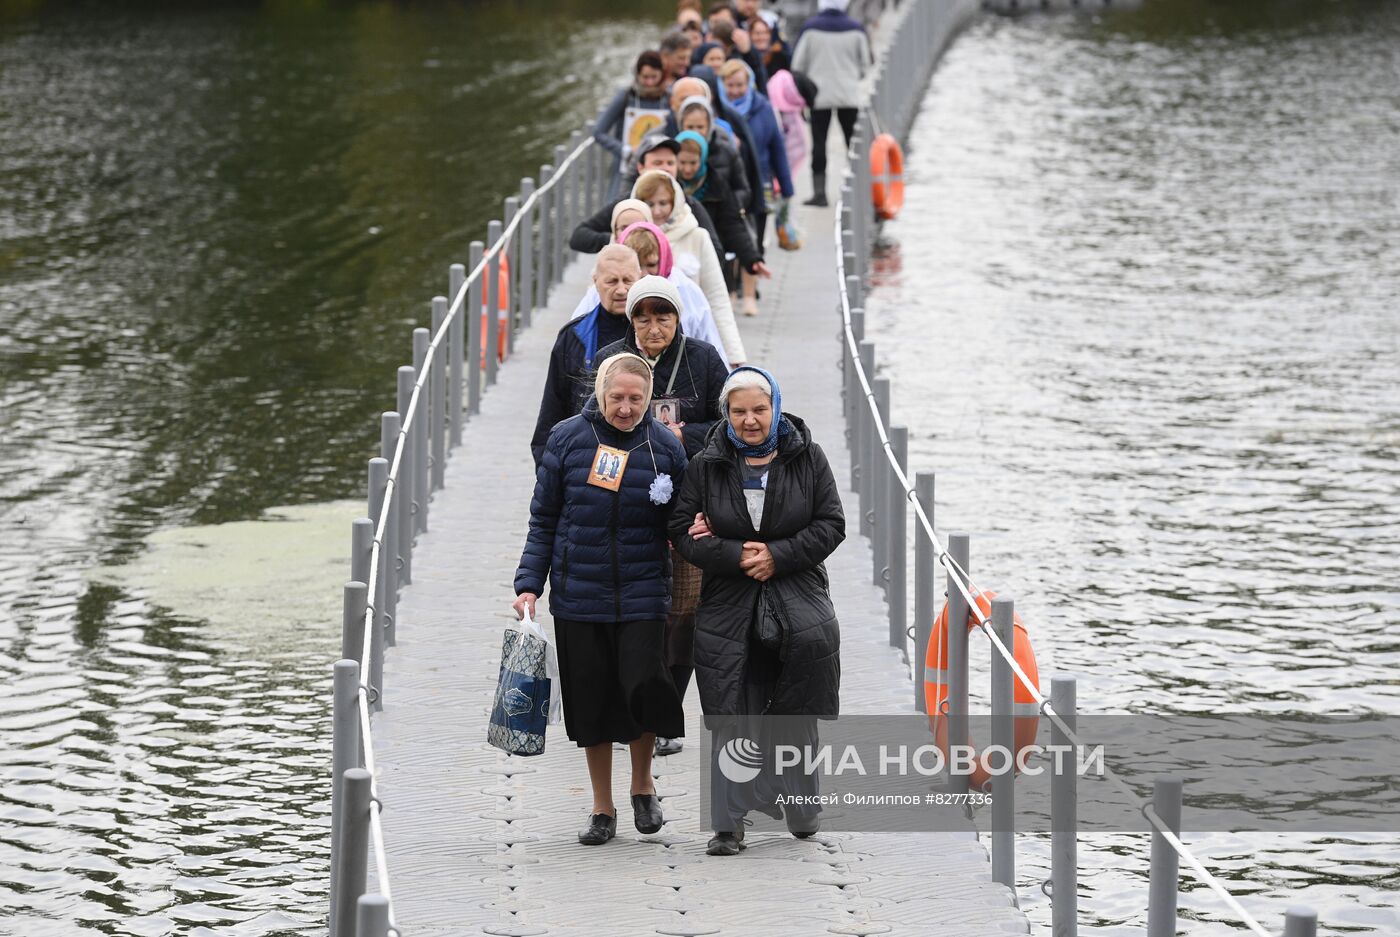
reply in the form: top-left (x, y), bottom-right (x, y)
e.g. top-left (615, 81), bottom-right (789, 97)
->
top-left (578, 812), bottom-right (616, 846)
top-left (654, 736), bottom-right (683, 756)
top-left (706, 830), bottom-right (745, 856)
top-left (631, 793), bottom-right (664, 834)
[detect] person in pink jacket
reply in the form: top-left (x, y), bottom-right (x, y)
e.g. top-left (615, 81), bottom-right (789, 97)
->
top-left (765, 69), bottom-right (809, 177)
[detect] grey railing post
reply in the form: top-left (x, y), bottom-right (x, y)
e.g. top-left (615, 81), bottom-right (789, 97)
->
top-left (448, 264), bottom-right (465, 445)
top-left (537, 165), bottom-right (554, 302)
top-left (341, 581), bottom-right (367, 671)
top-left (913, 471), bottom-right (935, 712)
top-left (412, 329), bottom-right (431, 532)
top-left (846, 273), bottom-right (863, 316)
top-left (990, 595), bottom-right (1016, 891)
top-left (332, 768), bottom-right (371, 937)
top-left (1283, 908), bottom-right (1318, 937)
top-left (857, 341), bottom-right (876, 531)
top-left (1146, 776), bottom-right (1184, 937)
top-left (429, 298), bottom-right (447, 490)
top-left (870, 377), bottom-right (890, 587)
top-left (486, 220), bottom-right (503, 385)
top-left (582, 121), bottom-right (596, 213)
top-left (395, 367), bottom-right (416, 583)
top-left (946, 532), bottom-right (971, 798)
top-left (519, 179), bottom-right (536, 330)
top-left (887, 425), bottom-right (907, 654)
top-left (329, 659), bottom-right (359, 937)
top-left (357, 894), bottom-right (390, 937)
top-left (568, 130), bottom-right (583, 239)
top-left (466, 241), bottom-right (484, 416)
top-left (351, 517), bottom-right (372, 588)
top-left (379, 412), bottom-right (400, 645)
top-left (368, 457), bottom-right (389, 672)
top-left (552, 145), bottom-right (567, 283)
top-left (1050, 675), bottom-right (1078, 937)
top-left (503, 196), bottom-right (520, 355)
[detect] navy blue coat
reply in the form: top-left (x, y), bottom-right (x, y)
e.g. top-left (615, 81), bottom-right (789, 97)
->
top-left (515, 400), bottom-right (688, 623)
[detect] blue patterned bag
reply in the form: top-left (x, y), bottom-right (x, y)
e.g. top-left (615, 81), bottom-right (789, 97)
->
top-left (487, 614), bottom-right (559, 756)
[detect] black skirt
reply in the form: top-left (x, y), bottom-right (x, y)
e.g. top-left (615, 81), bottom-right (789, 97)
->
top-left (553, 618), bottom-right (685, 747)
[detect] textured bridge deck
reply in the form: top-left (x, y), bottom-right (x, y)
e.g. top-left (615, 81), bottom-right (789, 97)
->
top-left (369, 150), bottom-right (1030, 935)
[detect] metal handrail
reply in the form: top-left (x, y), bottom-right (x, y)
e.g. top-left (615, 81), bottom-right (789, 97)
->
top-left (337, 132), bottom-right (597, 936)
top-left (834, 1), bottom-right (1283, 934)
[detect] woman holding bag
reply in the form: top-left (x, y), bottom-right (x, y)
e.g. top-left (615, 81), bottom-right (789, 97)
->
top-left (669, 366), bottom-right (845, 855)
top-left (513, 350), bottom-right (687, 846)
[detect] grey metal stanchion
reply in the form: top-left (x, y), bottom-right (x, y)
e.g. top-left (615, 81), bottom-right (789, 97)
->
top-left (567, 131), bottom-right (582, 246)
top-left (1283, 908), bottom-right (1318, 937)
top-left (380, 412), bottom-right (400, 644)
top-left (1146, 776), bottom-right (1183, 937)
top-left (537, 165), bottom-right (553, 302)
top-left (857, 341), bottom-right (876, 534)
top-left (395, 367), bottom-right (416, 583)
top-left (552, 145), bottom-right (567, 283)
top-left (887, 425), bottom-right (907, 654)
top-left (332, 768), bottom-right (372, 937)
top-left (351, 517), bottom-right (372, 588)
top-left (466, 241), bottom-right (484, 416)
top-left (342, 581), bottom-right (367, 669)
top-left (914, 471), bottom-right (935, 712)
top-left (1050, 675), bottom-right (1077, 937)
top-left (357, 894), bottom-right (390, 937)
top-left (846, 273), bottom-right (863, 317)
top-left (871, 378), bottom-right (890, 587)
top-left (486, 220), bottom-right (503, 386)
top-left (990, 595), bottom-right (1016, 891)
top-left (448, 264), bottom-right (465, 444)
top-left (328, 659), bottom-right (359, 937)
top-left (412, 329), bottom-right (430, 532)
top-left (429, 298), bottom-right (446, 490)
top-left (368, 457), bottom-right (389, 671)
top-left (503, 196), bottom-right (519, 355)
top-left (946, 532), bottom-right (971, 797)
top-left (519, 178), bottom-right (536, 330)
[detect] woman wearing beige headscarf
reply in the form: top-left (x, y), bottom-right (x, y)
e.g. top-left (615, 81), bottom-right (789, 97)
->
top-left (513, 352), bottom-right (688, 847)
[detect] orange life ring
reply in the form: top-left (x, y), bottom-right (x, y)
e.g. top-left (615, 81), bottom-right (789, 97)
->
top-left (869, 133), bottom-right (905, 221)
top-left (923, 589), bottom-right (1041, 791)
top-left (480, 255), bottom-right (510, 363)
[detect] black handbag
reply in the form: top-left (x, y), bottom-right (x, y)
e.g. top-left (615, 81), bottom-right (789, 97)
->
top-left (755, 582), bottom-right (786, 651)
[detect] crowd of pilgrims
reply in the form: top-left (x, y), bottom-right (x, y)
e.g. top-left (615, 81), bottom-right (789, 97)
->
top-left (513, 0), bottom-right (870, 856)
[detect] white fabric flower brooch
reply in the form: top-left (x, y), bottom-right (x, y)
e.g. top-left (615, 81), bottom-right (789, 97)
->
top-left (648, 473), bottom-right (674, 505)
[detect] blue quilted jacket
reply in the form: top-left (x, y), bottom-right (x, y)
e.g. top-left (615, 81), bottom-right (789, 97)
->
top-left (514, 399), bottom-right (688, 623)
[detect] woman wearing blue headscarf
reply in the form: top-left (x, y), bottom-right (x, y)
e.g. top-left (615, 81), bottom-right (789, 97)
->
top-left (669, 367), bottom-right (845, 855)
top-left (675, 130), bottom-right (763, 285)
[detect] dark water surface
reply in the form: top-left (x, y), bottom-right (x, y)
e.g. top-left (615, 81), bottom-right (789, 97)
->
top-left (868, 2), bottom-right (1399, 933)
top-left (0, 2), bottom-right (660, 933)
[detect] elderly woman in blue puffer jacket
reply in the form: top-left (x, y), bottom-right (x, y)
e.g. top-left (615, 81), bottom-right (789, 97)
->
top-left (513, 350), bottom-right (687, 848)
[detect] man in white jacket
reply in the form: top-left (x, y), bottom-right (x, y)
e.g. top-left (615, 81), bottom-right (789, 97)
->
top-left (791, 0), bottom-right (870, 207)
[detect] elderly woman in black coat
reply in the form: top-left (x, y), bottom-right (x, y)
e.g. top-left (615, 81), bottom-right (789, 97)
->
top-left (669, 366), bottom-right (844, 855)
top-left (596, 274), bottom-right (729, 759)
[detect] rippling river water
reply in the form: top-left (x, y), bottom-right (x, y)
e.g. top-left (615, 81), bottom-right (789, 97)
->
top-left (867, 2), bottom-right (1399, 933)
top-left (0, 2), bottom-right (660, 933)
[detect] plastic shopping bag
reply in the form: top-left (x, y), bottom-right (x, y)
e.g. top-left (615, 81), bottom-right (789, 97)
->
top-left (775, 198), bottom-right (803, 251)
top-left (486, 610), bottom-right (562, 756)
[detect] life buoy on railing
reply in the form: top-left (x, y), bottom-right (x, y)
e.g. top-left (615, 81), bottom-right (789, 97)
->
top-left (924, 589), bottom-right (1040, 791)
top-left (869, 133), bottom-right (905, 221)
top-left (480, 255), bottom-right (511, 363)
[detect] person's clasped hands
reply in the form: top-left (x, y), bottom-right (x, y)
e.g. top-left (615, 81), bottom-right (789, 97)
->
top-left (688, 512), bottom-right (775, 581)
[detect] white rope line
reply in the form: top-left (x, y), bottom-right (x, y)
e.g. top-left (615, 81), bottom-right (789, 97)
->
top-left (833, 87), bottom-right (1269, 935)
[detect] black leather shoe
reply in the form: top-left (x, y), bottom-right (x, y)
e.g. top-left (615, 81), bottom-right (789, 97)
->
top-left (789, 816), bottom-right (820, 839)
top-left (706, 830), bottom-right (745, 856)
top-left (654, 736), bottom-right (683, 757)
top-left (578, 812), bottom-right (616, 845)
top-left (631, 793), bottom-right (664, 834)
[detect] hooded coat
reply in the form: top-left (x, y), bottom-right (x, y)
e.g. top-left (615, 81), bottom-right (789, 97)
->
top-left (516, 400), bottom-right (687, 623)
top-left (669, 415), bottom-right (844, 718)
top-left (594, 326), bottom-right (730, 459)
